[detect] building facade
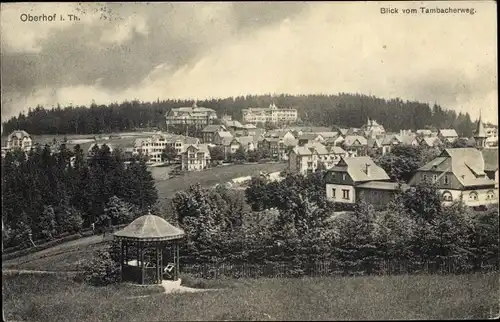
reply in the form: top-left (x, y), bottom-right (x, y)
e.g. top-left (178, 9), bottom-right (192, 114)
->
top-left (242, 103), bottom-right (298, 124)
top-left (6, 130), bottom-right (33, 152)
top-left (324, 156), bottom-right (391, 204)
top-left (181, 144), bottom-right (211, 171)
top-left (165, 102), bottom-right (218, 127)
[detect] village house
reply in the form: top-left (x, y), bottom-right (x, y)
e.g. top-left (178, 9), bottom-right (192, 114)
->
top-left (297, 133), bottom-right (325, 146)
top-left (342, 135), bottom-right (368, 157)
top-left (201, 124), bottom-right (227, 143)
top-left (418, 136), bottom-right (443, 148)
top-left (366, 138), bottom-right (383, 155)
top-left (361, 118), bottom-right (386, 138)
top-left (180, 144), bottom-right (211, 171)
top-left (288, 143), bottom-right (348, 175)
top-left (133, 133), bottom-right (199, 163)
top-left (165, 102), bottom-right (218, 128)
top-left (380, 133), bottom-right (418, 155)
top-left (224, 136), bottom-right (256, 156)
top-left (438, 129), bottom-right (459, 144)
top-left (212, 131), bottom-right (233, 146)
top-left (324, 156), bottom-right (391, 204)
top-left (223, 120), bottom-right (245, 132)
top-left (265, 129), bottom-right (296, 141)
top-left (416, 129), bottom-right (433, 137)
top-left (259, 136), bottom-right (297, 161)
top-left (5, 130), bottom-right (33, 152)
top-left (408, 148), bottom-right (497, 207)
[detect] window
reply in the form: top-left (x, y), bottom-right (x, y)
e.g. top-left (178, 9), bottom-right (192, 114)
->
top-left (342, 189), bottom-right (350, 200)
top-left (469, 191), bottom-right (478, 201)
top-left (331, 188), bottom-right (336, 199)
top-left (486, 190), bottom-right (496, 200)
top-left (432, 174), bottom-right (438, 183)
top-left (343, 173), bottom-right (347, 181)
top-left (444, 175), bottom-right (449, 185)
top-left (423, 174), bottom-right (428, 182)
top-left (442, 191), bottom-right (453, 201)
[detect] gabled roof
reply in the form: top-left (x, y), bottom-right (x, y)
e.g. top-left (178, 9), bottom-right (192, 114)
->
top-left (243, 123), bottom-right (257, 129)
top-left (265, 129), bottom-right (294, 138)
top-left (316, 131), bottom-right (339, 138)
top-left (184, 137), bottom-right (200, 145)
top-left (225, 120), bottom-right (244, 129)
top-left (416, 129), bottom-right (433, 135)
top-left (298, 133), bottom-right (322, 141)
top-left (234, 136), bottom-right (255, 146)
top-left (215, 131), bottom-right (233, 138)
top-left (114, 214), bottom-right (185, 241)
top-left (304, 142), bottom-right (329, 155)
top-left (418, 148), bottom-right (495, 187)
top-left (202, 125), bottom-right (226, 133)
top-left (367, 138), bottom-right (382, 148)
top-left (343, 135), bottom-right (368, 147)
top-left (330, 156), bottom-right (390, 182)
top-left (399, 135), bottom-right (418, 145)
top-left (439, 129), bottom-right (458, 137)
top-left (328, 146), bottom-right (347, 154)
top-left (421, 137), bottom-right (441, 146)
top-left (183, 143), bottom-right (210, 154)
top-left (381, 134), bottom-right (399, 145)
top-left (8, 130), bottom-right (31, 140)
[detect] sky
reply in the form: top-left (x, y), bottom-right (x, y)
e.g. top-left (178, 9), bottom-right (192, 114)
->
top-left (1, 1), bottom-right (497, 124)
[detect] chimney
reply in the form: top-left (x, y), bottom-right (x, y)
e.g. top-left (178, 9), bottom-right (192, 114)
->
top-left (365, 163), bottom-right (371, 176)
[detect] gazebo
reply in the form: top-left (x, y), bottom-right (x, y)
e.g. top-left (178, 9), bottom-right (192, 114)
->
top-left (113, 213), bottom-right (185, 285)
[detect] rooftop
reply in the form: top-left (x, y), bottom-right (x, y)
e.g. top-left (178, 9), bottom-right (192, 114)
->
top-left (114, 214), bottom-right (185, 241)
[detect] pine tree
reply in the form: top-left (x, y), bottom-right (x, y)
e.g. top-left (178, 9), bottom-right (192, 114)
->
top-left (39, 205), bottom-right (57, 240)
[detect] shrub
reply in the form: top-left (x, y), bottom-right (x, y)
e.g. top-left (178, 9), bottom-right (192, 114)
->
top-left (78, 241), bottom-right (121, 286)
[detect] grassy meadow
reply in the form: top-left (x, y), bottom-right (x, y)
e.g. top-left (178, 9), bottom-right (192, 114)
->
top-left (3, 272), bottom-right (498, 321)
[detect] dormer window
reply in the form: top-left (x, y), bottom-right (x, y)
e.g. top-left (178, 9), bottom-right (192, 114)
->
top-left (444, 175), bottom-right (449, 185)
top-left (342, 173), bottom-right (347, 181)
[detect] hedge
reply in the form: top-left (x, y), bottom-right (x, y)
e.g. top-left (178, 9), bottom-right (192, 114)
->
top-left (2, 224), bottom-right (128, 261)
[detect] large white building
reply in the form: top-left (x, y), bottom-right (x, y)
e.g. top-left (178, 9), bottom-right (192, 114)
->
top-left (133, 132), bottom-right (200, 164)
top-left (165, 102), bottom-right (218, 127)
top-left (242, 103), bottom-right (297, 124)
top-left (2, 130), bottom-right (33, 157)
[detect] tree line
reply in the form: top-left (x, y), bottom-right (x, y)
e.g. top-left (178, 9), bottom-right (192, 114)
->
top-left (1, 144), bottom-right (158, 249)
top-left (80, 168), bottom-right (498, 285)
top-left (171, 171), bottom-right (498, 273)
top-left (2, 93), bottom-right (479, 137)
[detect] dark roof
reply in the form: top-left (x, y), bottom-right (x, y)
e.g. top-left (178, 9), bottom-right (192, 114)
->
top-left (114, 214), bottom-right (185, 241)
top-left (482, 149), bottom-right (498, 171)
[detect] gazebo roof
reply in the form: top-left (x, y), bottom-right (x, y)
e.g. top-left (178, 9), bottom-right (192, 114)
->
top-left (113, 214), bottom-right (185, 241)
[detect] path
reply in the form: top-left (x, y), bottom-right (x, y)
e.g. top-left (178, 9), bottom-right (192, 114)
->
top-left (2, 234), bottom-right (111, 268)
top-left (2, 269), bottom-right (81, 275)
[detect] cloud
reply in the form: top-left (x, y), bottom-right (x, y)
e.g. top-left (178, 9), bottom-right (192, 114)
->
top-left (1, 2), bottom-right (497, 124)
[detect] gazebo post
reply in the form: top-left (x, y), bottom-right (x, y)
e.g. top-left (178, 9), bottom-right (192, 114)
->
top-left (120, 240), bottom-right (124, 281)
top-left (141, 242), bottom-right (145, 285)
top-left (175, 241), bottom-right (180, 281)
top-left (156, 245), bottom-right (160, 284)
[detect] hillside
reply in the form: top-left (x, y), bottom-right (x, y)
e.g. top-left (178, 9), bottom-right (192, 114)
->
top-left (2, 93), bottom-right (476, 137)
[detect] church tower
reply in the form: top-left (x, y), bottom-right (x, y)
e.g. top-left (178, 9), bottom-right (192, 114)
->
top-left (474, 111), bottom-right (487, 150)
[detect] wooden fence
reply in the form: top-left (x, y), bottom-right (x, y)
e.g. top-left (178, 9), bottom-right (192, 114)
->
top-left (181, 258), bottom-right (499, 279)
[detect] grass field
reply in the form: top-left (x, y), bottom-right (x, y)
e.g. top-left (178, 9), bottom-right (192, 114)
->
top-left (153, 162), bottom-right (287, 209)
top-left (3, 272), bottom-right (498, 321)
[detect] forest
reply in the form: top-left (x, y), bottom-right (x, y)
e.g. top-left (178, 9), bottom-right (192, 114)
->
top-left (2, 93), bottom-right (479, 137)
top-left (1, 144), bottom-right (158, 249)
